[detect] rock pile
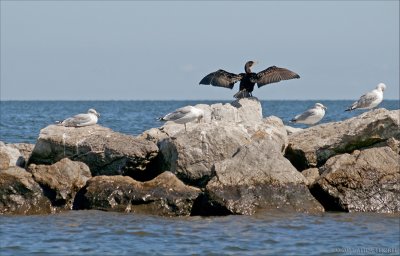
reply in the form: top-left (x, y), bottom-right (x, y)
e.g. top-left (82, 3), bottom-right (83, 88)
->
top-left (1, 99), bottom-right (398, 215)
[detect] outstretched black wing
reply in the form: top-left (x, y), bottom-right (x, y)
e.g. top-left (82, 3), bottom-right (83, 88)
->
top-left (199, 69), bottom-right (243, 89)
top-left (251, 66), bottom-right (300, 88)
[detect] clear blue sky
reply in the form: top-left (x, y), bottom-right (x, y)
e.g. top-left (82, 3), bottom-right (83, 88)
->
top-left (1, 1), bottom-right (399, 100)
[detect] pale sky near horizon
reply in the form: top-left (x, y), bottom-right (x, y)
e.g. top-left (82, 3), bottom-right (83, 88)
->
top-left (1, 1), bottom-right (399, 100)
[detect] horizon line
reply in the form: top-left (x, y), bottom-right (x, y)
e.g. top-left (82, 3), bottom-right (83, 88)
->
top-left (1, 98), bottom-right (399, 102)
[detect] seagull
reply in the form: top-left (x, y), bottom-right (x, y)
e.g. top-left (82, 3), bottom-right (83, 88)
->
top-left (57, 108), bottom-right (100, 127)
top-left (199, 60), bottom-right (300, 98)
top-left (159, 106), bottom-right (204, 131)
top-left (345, 83), bottom-right (386, 111)
top-left (290, 103), bottom-right (327, 125)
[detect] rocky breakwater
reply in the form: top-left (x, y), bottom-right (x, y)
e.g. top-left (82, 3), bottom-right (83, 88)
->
top-left (286, 108), bottom-right (400, 213)
top-left (141, 98), bottom-right (324, 215)
top-left (1, 124), bottom-right (163, 214)
top-left (1, 100), bottom-right (398, 216)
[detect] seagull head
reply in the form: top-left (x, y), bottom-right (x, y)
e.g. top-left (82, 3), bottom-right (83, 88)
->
top-left (315, 103), bottom-right (327, 110)
top-left (376, 83), bottom-right (386, 92)
top-left (88, 108), bottom-right (100, 117)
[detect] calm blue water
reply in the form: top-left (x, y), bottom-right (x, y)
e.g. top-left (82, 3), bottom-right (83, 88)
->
top-left (0, 100), bottom-right (399, 255)
top-left (0, 210), bottom-right (399, 256)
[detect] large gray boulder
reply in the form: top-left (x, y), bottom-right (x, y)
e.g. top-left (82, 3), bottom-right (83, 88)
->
top-left (29, 124), bottom-right (159, 177)
top-left (0, 167), bottom-right (52, 215)
top-left (311, 147), bottom-right (400, 213)
top-left (27, 158), bottom-right (92, 209)
top-left (77, 171), bottom-right (201, 216)
top-left (142, 99), bottom-right (288, 187)
top-left (157, 116), bottom-right (288, 187)
top-left (285, 109), bottom-right (400, 170)
top-left (197, 140), bottom-right (324, 215)
top-left (138, 98), bottom-right (264, 143)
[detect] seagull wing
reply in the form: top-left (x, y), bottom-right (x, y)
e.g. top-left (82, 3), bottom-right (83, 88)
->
top-left (292, 108), bottom-right (318, 122)
top-left (163, 106), bottom-right (194, 121)
top-left (199, 69), bottom-right (243, 89)
top-left (252, 66), bottom-right (300, 88)
top-left (62, 113), bottom-right (93, 127)
top-left (351, 91), bottom-right (379, 109)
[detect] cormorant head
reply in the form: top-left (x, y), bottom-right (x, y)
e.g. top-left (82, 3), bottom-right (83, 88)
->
top-left (244, 61), bottom-right (257, 73)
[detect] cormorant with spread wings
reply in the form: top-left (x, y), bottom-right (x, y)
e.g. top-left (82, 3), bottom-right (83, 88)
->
top-left (199, 61), bottom-right (300, 98)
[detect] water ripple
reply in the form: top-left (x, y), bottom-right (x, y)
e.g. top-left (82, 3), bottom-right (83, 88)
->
top-left (3, 210), bottom-right (399, 256)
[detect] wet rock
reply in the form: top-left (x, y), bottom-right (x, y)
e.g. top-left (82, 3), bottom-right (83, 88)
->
top-left (196, 140), bottom-right (324, 215)
top-left (0, 167), bottom-right (52, 215)
top-left (29, 124), bottom-right (159, 177)
top-left (310, 147), bottom-right (400, 213)
top-left (77, 171), bottom-right (201, 216)
top-left (285, 109), bottom-right (400, 170)
top-left (27, 158), bottom-right (91, 209)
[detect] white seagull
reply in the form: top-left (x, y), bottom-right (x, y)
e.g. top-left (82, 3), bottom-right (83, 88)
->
top-left (160, 106), bottom-right (204, 131)
top-left (346, 83), bottom-right (386, 111)
top-left (290, 103), bottom-right (327, 125)
top-left (57, 108), bottom-right (100, 127)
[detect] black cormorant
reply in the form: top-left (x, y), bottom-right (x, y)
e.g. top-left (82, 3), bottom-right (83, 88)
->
top-left (199, 61), bottom-right (300, 98)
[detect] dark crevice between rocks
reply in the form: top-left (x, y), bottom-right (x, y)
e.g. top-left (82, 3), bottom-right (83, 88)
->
top-left (190, 193), bottom-right (231, 216)
top-left (72, 186), bottom-right (88, 210)
top-left (309, 184), bottom-right (347, 212)
top-left (180, 174), bottom-right (214, 189)
top-left (284, 147), bottom-right (310, 171)
top-left (38, 184), bottom-right (67, 207)
top-left (130, 154), bottom-right (164, 182)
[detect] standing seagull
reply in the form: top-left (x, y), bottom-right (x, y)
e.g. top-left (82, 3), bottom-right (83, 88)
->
top-left (290, 103), bottom-right (327, 125)
top-left (346, 83), bottom-right (386, 111)
top-left (160, 106), bottom-right (204, 132)
top-left (57, 108), bottom-right (100, 127)
top-left (199, 61), bottom-right (300, 98)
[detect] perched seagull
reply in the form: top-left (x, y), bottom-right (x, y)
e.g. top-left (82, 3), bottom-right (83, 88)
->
top-left (290, 103), bottom-right (327, 125)
top-left (159, 106), bottom-right (204, 131)
top-left (346, 83), bottom-right (386, 111)
top-left (57, 108), bottom-right (100, 127)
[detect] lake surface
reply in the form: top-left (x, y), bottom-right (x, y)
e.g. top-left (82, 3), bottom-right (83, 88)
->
top-left (1, 210), bottom-right (399, 256)
top-left (0, 100), bottom-right (399, 255)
